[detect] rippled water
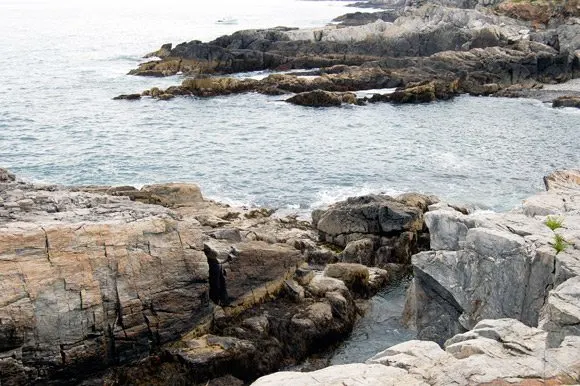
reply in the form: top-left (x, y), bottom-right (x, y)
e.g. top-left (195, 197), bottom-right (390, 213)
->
top-left (1, 0), bottom-right (579, 216)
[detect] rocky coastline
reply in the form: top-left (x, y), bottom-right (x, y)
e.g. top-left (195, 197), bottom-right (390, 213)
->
top-left (114, 0), bottom-right (580, 107)
top-left (3, 1), bottom-right (580, 384)
top-left (0, 167), bottom-right (432, 385)
top-left (254, 169), bottom-right (580, 385)
top-left (1, 165), bottom-right (579, 385)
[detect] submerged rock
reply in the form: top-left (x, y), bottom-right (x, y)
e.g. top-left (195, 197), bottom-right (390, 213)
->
top-left (112, 93), bottom-right (141, 100)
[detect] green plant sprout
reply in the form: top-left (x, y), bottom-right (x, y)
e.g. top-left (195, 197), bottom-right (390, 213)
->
top-left (545, 216), bottom-right (564, 231)
top-left (552, 233), bottom-right (568, 254)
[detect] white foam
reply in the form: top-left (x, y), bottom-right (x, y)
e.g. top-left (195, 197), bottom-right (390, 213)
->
top-left (309, 185), bottom-right (405, 211)
top-left (354, 88), bottom-right (397, 98)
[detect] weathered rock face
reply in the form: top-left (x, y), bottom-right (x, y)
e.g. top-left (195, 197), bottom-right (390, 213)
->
top-left (0, 171), bottom-right (321, 385)
top-left (106, 265), bottom-right (391, 384)
top-left (253, 318), bottom-right (580, 385)
top-left (312, 193), bottom-right (437, 266)
top-left (404, 169), bottom-right (580, 345)
top-left (0, 179), bottom-right (210, 384)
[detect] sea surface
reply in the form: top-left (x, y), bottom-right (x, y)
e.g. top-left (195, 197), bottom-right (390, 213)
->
top-left (1, 0), bottom-right (579, 217)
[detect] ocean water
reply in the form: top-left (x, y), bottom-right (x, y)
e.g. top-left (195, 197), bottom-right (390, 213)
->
top-left (1, 0), bottom-right (579, 217)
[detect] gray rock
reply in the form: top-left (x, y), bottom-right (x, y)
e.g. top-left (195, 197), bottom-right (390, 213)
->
top-left (293, 266), bottom-right (315, 286)
top-left (323, 263), bottom-right (370, 295)
top-left (424, 210), bottom-right (475, 250)
top-left (283, 279), bottom-right (305, 302)
top-left (340, 238), bottom-right (376, 265)
top-left (256, 319), bottom-right (580, 385)
top-left (539, 276), bottom-right (580, 347)
top-left (252, 363), bottom-right (425, 386)
top-left (208, 228), bottom-right (243, 242)
top-left (405, 169), bottom-right (580, 344)
top-left (306, 275), bottom-right (349, 297)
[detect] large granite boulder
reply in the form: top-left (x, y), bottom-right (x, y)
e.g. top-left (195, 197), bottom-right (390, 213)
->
top-left (539, 276), bottom-right (580, 347)
top-left (404, 169), bottom-right (580, 344)
top-left (0, 180), bottom-right (210, 384)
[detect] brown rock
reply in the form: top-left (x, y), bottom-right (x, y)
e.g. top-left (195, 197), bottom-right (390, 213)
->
top-left (323, 263), bottom-right (370, 295)
top-left (286, 89), bottom-right (358, 107)
top-left (0, 167), bottom-right (15, 182)
top-left (140, 183), bottom-right (204, 207)
top-left (552, 96), bottom-right (580, 108)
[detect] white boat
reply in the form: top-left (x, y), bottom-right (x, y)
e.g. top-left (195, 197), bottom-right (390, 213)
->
top-left (216, 17), bottom-right (238, 25)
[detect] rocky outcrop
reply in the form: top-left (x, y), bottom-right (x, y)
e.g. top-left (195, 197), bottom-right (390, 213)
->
top-left (312, 193), bottom-right (437, 266)
top-left (332, 10), bottom-right (400, 26)
top-left (106, 264), bottom-right (390, 384)
top-left (0, 178), bottom-right (210, 384)
top-left (404, 170), bottom-right (580, 344)
top-left (129, 5), bottom-right (530, 77)
top-left (116, 0), bottom-right (580, 105)
top-left (285, 89), bottom-right (358, 107)
top-left (119, 40), bottom-right (579, 104)
top-left (253, 318), bottom-right (580, 385)
top-left (553, 95), bottom-right (580, 108)
top-left (0, 171), bottom-right (321, 385)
